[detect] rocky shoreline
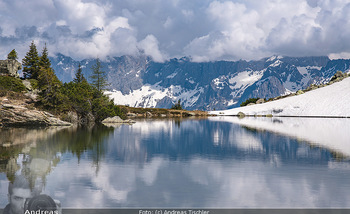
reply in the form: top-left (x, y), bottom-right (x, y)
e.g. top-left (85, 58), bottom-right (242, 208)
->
top-left (0, 103), bottom-right (71, 127)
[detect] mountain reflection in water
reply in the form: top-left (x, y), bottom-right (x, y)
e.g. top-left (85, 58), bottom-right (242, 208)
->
top-left (1, 118), bottom-right (350, 208)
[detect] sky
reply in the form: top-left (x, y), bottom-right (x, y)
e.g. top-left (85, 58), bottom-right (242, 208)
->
top-left (1, 0), bottom-right (350, 62)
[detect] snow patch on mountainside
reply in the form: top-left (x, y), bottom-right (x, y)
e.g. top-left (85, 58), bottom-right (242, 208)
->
top-left (210, 77), bottom-right (350, 117)
top-left (166, 72), bottom-right (178, 79)
top-left (269, 60), bottom-right (282, 67)
top-left (229, 70), bottom-right (264, 89)
top-left (105, 84), bottom-right (204, 108)
top-left (229, 69), bottom-right (265, 97)
top-left (297, 66), bottom-right (322, 75)
top-left (105, 84), bottom-right (167, 107)
top-left (213, 77), bottom-right (226, 90)
top-left (266, 55), bottom-right (283, 62)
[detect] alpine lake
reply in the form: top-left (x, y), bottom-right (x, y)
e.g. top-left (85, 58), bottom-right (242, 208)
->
top-left (1, 117), bottom-right (350, 208)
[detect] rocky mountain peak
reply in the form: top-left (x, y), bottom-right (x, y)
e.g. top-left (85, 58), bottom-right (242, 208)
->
top-left (50, 54), bottom-right (349, 111)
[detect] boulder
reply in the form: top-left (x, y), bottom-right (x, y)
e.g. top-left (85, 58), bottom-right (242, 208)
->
top-left (256, 98), bottom-right (265, 104)
top-left (306, 84), bottom-right (318, 91)
top-left (296, 90), bottom-right (304, 95)
top-left (22, 80), bottom-right (33, 91)
top-left (0, 59), bottom-right (22, 78)
top-left (0, 104), bottom-right (72, 127)
top-left (127, 112), bottom-right (137, 117)
top-left (102, 116), bottom-right (135, 124)
top-left (237, 112), bottom-right (246, 118)
top-left (64, 111), bottom-right (79, 124)
top-left (330, 71), bottom-right (345, 82)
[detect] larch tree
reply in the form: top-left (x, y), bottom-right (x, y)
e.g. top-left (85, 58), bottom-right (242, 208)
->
top-left (90, 58), bottom-right (109, 92)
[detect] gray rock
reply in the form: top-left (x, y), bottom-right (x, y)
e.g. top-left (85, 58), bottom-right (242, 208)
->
top-left (237, 112), bottom-right (246, 118)
top-left (79, 112), bottom-right (95, 125)
top-left (24, 91), bottom-right (39, 102)
top-left (256, 98), bottom-right (265, 104)
top-left (127, 113), bottom-right (137, 117)
top-left (251, 76), bottom-right (286, 100)
top-left (0, 59), bottom-right (22, 78)
top-left (102, 116), bottom-right (135, 124)
top-left (64, 111), bottom-right (79, 123)
top-left (0, 104), bottom-right (71, 127)
top-left (296, 90), bottom-right (304, 95)
top-left (22, 80), bottom-right (33, 91)
top-left (334, 71), bottom-right (345, 78)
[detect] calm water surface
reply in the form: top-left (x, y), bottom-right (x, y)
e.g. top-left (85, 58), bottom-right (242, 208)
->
top-left (1, 118), bottom-right (350, 208)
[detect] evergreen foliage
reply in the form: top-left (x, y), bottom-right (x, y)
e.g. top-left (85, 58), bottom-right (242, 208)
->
top-left (240, 97), bottom-right (260, 107)
top-left (62, 80), bottom-right (93, 117)
top-left (39, 44), bottom-right (51, 70)
top-left (90, 58), bottom-right (109, 92)
top-left (15, 43), bottom-right (124, 124)
top-left (171, 99), bottom-right (183, 110)
top-left (22, 41), bottom-right (40, 79)
top-left (62, 81), bottom-right (123, 123)
top-left (32, 44), bottom-right (70, 113)
top-left (73, 63), bottom-right (86, 83)
top-left (37, 67), bottom-right (69, 112)
top-left (0, 76), bottom-right (26, 92)
top-left (7, 49), bottom-right (18, 60)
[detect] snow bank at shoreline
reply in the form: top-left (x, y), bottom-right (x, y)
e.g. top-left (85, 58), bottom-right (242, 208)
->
top-left (209, 77), bottom-right (350, 117)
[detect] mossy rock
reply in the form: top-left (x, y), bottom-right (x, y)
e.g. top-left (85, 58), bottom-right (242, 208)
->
top-left (296, 90), bottom-right (304, 95)
top-left (237, 112), bottom-right (245, 118)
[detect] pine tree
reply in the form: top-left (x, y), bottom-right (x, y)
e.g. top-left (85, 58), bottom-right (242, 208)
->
top-left (39, 43), bottom-right (51, 70)
top-left (37, 44), bottom-right (57, 91)
top-left (22, 41), bottom-right (40, 79)
top-left (90, 58), bottom-right (109, 92)
top-left (171, 99), bottom-right (183, 110)
top-left (74, 63), bottom-right (86, 83)
top-left (38, 66), bottom-right (67, 112)
top-left (7, 49), bottom-right (18, 60)
top-left (36, 45), bottom-right (68, 112)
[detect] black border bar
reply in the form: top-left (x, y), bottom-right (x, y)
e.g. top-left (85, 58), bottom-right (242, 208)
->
top-left (2, 209), bottom-right (350, 214)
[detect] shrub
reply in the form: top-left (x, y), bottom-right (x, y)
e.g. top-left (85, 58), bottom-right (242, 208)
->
top-left (240, 97), bottom-right (260, 107)
top-left (62, 81), bottom-right (125, 122)
top-left (28, 79), bottom-right (39, 89)
top-left (0, 76), bottom-right (26, 92)
top-left (171, 99), bottom-right (183, 110)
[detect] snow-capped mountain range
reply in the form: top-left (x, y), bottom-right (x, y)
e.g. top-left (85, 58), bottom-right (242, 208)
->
top-left (50, 54), bottom-right (350, 110)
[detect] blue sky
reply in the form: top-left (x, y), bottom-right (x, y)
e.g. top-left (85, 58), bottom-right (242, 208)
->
top-left (1, 0), bottom-right (350, 62)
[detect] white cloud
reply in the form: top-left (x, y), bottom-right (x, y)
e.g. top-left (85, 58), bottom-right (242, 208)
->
top-left (138, 34), bottom-right (165, 62)
top-left (1, 0), bottom-right (350, 61)
top-left (185, 1), bottom-right (267, 61)
top-left (329, 52), bottom-right (350, 60)
top-left (53, 0), bottom-right (107, 33)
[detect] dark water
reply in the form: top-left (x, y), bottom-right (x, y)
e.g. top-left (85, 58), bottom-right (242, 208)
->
top-left (1, 118), bottom-right (350, 208)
